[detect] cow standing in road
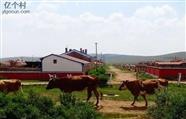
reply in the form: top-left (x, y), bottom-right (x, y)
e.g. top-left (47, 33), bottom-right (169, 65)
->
top-left (46, 74), bottom-right (100, 106)
top-left (119, 80), bottom-right (160, 107)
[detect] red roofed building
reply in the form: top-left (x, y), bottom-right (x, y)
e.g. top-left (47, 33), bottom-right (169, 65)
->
top-left (62, 48), bottom-right (94, 62)
top-left (146, 60), bottom-right (186, 80)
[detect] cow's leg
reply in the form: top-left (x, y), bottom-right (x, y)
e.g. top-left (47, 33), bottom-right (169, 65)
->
top-left (93, 88), bottom-right (99, 106)
top-left (142, 95), bottom-right (148, 107)
top-left (87, 87), bottom-right (92, 102)
top-left (131, 96), bottom-right (138, 106)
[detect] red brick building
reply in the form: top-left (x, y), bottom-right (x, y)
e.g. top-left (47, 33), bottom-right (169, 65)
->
top-left (146, 61), bottom-right (186, 80)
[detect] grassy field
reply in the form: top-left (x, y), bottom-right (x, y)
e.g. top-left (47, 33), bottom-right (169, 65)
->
top-left (21, 83), bottom-right (186, 103)
top-left (5, 83), bottom-right (185, 119)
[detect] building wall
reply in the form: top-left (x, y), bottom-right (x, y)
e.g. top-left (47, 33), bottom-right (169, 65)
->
top-left (159, 69), bottom-right (186, 79)
top-left (42, 55), bottom-right (83, 72)
top-left (146, 66), bottom-right (186, 80)
top-left (0, 72), bottom-right (83, 80)
top-left (146, 66), bottom-right (160, 77)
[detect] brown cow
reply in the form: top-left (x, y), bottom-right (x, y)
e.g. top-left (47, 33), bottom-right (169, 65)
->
top-left (119, 80), bottom-right (159, 107)
top-left (0, 79), bottom-right (22, 93)
top-left (145, 79), bottom-right (168, 91)
top-left (157, 79), bottom-right (168, 89)
top-left (46, 74), bottom-right (100, 106)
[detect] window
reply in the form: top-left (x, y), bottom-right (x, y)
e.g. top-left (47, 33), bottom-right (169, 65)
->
top-left (53, 59), bottom-right (57, 64)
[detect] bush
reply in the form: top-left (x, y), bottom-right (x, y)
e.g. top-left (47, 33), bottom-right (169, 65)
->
top-left (97, 74), bottom-right (110, 87)
top-left (88, 65), bottom-right (110, 87)
top-left (88, 65), bottom-right (107, 76)
top-left (0, 91), bottom-right (100, 119)
top-left (60, 93), bottom-right (76, 108)
top-left (148, 92), bottom-right (186, 119)
top-left (59, 93), bottom-right (101, 119)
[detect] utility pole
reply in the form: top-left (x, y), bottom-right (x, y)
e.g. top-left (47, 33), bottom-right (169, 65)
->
top-left (95, 42), bottom-right (98, 71)
top-left (95, 42), bottom-right (98, 61)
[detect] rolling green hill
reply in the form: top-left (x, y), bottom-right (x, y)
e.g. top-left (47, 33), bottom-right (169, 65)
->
top-left (101, 52), bottom-right (186, 64)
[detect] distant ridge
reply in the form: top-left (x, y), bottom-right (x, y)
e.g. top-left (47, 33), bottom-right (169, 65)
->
top-left (0, 57), bottom-right (41, 62)
top-left (101, 52), bottom-right (186, 64)
top-left (1, 52), bottom-right (186, 64)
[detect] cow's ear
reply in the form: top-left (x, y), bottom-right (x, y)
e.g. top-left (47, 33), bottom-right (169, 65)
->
top-left (125, 80), bottom-right (129, 83)
top-left (48, 74), bottom-right (53, 78)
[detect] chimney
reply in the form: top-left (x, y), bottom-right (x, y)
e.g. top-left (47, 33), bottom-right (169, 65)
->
top-left (65, 48), bottom-right (68, 53)
top-left (80, 48), bottom-right (83, 52)
top-left (85, 49), bottom-right (87, 54)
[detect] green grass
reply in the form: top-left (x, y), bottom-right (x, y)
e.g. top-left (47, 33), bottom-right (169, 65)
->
top-left (21, 83), bottom-right (186, 103)
top-left (21, 80), bottom-right (46, 82)
top-left (5, 83), bottom-right (186, 119)
top-left (137, 72), bottom-right (156, 80)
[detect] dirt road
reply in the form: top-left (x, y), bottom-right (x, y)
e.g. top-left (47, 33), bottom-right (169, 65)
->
top-left (97, 99), bottom-right (153, 119)
top-left (98, 66), bottom-right (150, 118)
top-left (108, 66), bottom-right (137, 85)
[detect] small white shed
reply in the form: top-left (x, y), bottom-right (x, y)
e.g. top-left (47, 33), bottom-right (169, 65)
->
top-left (41, 54), bottom-right (90, 72)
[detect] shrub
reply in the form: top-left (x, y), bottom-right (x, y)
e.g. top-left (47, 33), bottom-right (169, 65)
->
top-left (59, 93), bottom-right (101, 119)
top-left (88, 65), bottom-right (110, 87)
top-left (60, 93), bottom-right (76, 108)
top-left (0, 91), bottom-right (100, 119)
top-left (88, 65), bottom-right (107, 76)
top-left (97, 74), bottom-right (110, 87)
top-left (27, 91), bottom-right (54, 115)
top-left (148, 92), bottom-right (186, 119)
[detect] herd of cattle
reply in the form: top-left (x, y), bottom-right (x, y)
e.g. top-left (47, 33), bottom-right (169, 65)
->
top-left (0, 74), bottom-right (168, 107)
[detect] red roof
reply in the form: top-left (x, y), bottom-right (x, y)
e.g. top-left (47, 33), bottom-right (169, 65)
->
top-left (155, 61), bottom-right (185, 65)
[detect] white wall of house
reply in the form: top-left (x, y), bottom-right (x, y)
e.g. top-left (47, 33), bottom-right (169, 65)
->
top-left (42, 55), bottom-right (83, 72)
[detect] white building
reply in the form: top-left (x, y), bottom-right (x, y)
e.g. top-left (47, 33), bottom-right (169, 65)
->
top-left (41, 54), bottom-right (90, 72)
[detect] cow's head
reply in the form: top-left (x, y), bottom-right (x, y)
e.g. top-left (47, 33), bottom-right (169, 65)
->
top-left (119, 80), bottom-right (128, 90)
top-left (46, 74), bottom-right (57, 90)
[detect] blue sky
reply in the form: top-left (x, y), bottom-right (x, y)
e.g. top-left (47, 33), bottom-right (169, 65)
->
top-left (28, 0), bottom-right (185, 16)
top-left (0, 0), bottom-right (185, 57)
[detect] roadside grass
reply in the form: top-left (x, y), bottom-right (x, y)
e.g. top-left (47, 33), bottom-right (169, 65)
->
top-left (6, 83), bottom-right (186, 119)
top-left (21, 83), bottom-right (186, 103)
top-left (21, 80), bottom-right (46, 82)
top-left (137, 72), bottom-right (156, 80)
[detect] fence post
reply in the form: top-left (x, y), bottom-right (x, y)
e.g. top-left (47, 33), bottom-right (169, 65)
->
top-left (136, 71), bottom-right (139, 79)
top-left (177, 73), bottom-right (182, 87)
top-left (110, 73), bottom-right (112, 80)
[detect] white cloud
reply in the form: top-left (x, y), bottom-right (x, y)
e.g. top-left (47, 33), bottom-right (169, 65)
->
top-left (134, 5), bottom-right (176, 19)
top-left (2, 5), bottom-right (185, 57)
